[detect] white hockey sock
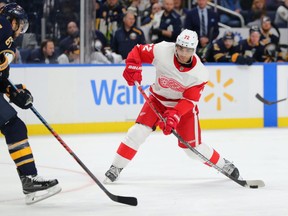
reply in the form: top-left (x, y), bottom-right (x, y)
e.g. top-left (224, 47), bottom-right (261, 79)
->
top-left (183, 143), bottom-right (225, 168)
top-left (113, 153), bottom-right (131, 168)
top-left (112, 124), bottom-right (152, 169)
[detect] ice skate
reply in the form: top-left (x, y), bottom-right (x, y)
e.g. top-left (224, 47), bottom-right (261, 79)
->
top-left (222, 159), bottom-right (242, 180)
top-left (104, 165), bottom-right (123, 184)
top-left (20, 175), bottom-right (61, 205)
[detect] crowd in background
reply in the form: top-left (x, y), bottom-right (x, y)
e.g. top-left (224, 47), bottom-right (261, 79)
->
top-left (1, 0), bottom-right (288, 65)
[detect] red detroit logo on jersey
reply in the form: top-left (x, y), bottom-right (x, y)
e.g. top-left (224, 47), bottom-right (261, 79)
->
top-left (158, 76), bottom-right (185, 92)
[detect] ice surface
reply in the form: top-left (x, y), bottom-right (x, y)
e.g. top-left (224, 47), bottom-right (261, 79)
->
top-left (1, 128), bottom-right (287, 216)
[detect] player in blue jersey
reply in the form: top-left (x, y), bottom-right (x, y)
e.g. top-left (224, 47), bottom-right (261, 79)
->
top-left (0, 3), bottom-right (61, 204)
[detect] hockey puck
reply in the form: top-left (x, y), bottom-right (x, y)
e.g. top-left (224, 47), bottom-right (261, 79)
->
top-left (250, 185), bottom-right (258, 189)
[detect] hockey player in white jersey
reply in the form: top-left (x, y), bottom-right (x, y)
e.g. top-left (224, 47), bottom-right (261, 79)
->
top-left (104, 29), bottom-right (241, 183)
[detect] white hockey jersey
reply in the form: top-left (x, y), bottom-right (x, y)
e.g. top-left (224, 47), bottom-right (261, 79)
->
top-left (126, 41), bottom-right (209, 113)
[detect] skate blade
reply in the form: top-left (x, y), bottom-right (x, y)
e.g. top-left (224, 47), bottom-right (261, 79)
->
top-left (103, 177), bottom-right (114, 184)
top-left (25, 185), bottom-right (62, 205)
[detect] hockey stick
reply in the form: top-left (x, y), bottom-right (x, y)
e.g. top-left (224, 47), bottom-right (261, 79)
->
top-left (255, 93), bottom-right (287, 105)
top-left (7, 79), bottom-right (137, 206)
top-left (135, 81), bottom-right (264, 189)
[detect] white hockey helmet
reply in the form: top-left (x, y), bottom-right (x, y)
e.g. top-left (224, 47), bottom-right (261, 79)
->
top-left (176, 29), bottom-right (198, 50)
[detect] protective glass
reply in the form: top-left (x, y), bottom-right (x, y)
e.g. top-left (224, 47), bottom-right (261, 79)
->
top-left (18, 18), bottom-right (29, 34)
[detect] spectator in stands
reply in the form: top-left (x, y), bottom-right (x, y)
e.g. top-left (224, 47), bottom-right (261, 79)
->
top-left (284, 51), bottom-right (288, 62)
top-left (150, 0), bottom-right (182, 43)
top-left (41, 1), bottom-right (79, 42)
top-left (141, 2), bottom-right (162, 25)
top-left (91, 47), bottom-right (123, 64)
top-left (27, 39), bottom-right (58, 64)
top-left (94, 29), bottom-right (108, 51)
top-left (232, 25), bottom-right (267, 64)
top-left (191, 0), bottom-right (200, 8)
top-left (219, 0), bottom-right (242, 27)
top-left (12, 48), bottom-right (22, 64)
top-left (94, 0), bottom-right (103, 20)
top-left (19, 33), bottom-right (38, 50)
top-left (58, 21), bottom-right (80, 54)
top-left (240, 0), bottom-right (253, 24)
top-left (91, 29), bottom-right (123, 64)
top-left (141, 0), bottom-right (159, 24)
top-left (57, 0), bottom-right (80, 39)
top-left (90, 50), bottom-right (113, 64)
top-left (139, 0), bottom-right (153, 12)
top-left (57, 44), bottom-right (80, 64)
top-left (140, 2), bottom-right (162, 43)
top-left (111, 11), bottom-right (146, 60)
top-left (259, 16), bottom-right (284, 62)
top-left (246, 0), bottom-right (267, 27)
top-left (93, 0), bottom-right (103, 19)
top-left (263, 43), bottom-right (285, 62)
top-left (212, 31), bottom-right (239, 62)
top-left (184, 0), bottom-right (219, 62)
top-left (127, 0), bottom-right (141, 27)
top-left (240, 0), bottom-right (253, 11)
top-left (260, 16), bottom-right (280, 46)
top-left (174, 0), bottom-right (188, 26)
top-left (95, 0), bottom-right (126, 45)
top-left (265, 0), bottom-right (283, 11)
top-left (274, 0), bottom-right (288, 27)
top-left (0, 0), bottom-right (6, 8)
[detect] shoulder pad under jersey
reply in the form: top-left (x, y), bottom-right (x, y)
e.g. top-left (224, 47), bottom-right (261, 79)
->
top-left (0, 16), bottom-right (15, 52)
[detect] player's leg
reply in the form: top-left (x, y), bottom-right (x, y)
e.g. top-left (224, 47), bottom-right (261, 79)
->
top-left (0, 95), bottom-right (61, 204)
top-left (104, 123), bottom-right (152, 183)
top-left (177, 107), bottom-right (241, 179)
top-left (104, 95), bottom-right (163, 183)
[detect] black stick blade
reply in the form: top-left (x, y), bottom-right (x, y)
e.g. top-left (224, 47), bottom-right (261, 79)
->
top-left (110, 194), bottom-right (138, 206)
top-left (255, 93), bottom-right (287, 105)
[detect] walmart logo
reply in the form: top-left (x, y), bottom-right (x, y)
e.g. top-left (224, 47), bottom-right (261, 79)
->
top-left (204, 69), bottom-right (234, 111)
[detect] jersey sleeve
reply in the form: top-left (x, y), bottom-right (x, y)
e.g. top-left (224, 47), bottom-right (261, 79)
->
top-left (174, 82), bottom-right (207, 116)
top-left (126, 44), bottom-right (155, 64)
top-left (0, 17), bottom-right (16, 59)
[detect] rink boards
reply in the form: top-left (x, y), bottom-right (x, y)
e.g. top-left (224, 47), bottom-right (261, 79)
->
top-left (8, 63), bottom-right (288, 135)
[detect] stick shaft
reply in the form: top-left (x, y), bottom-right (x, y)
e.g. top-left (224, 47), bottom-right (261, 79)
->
top-left (7, 78), bottom-right (137, 206)
top-left (135, 82), bottom-right (235, 177)
top-left (136, 82), bottom-right (265, 188)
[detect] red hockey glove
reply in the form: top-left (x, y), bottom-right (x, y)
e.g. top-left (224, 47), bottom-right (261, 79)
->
top-left (6, 84), bottom-right (33, 109)
top-left (123, 63), bottom-right (142, 86)
top-left (159, 109), bottom-right (180, 135)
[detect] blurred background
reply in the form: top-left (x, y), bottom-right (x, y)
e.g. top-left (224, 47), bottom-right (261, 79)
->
top-left (1, 0), bottom-right (287, 134)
